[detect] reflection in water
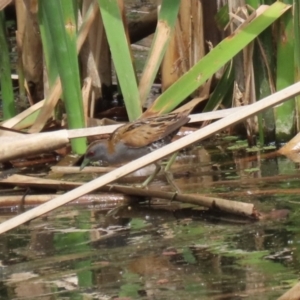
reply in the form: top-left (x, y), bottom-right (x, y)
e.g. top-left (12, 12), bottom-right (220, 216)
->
top-left (0, 142), bottom-right (298, 299)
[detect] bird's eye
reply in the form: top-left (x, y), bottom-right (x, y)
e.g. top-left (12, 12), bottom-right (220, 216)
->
top-left (87, 150), bottom-right (95, 157)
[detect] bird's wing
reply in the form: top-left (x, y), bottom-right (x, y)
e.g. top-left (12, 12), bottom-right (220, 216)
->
top-left (111, 111), bottom-right (190, 148)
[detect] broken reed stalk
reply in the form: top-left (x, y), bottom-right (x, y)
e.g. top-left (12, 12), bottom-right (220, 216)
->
top-left (0, 173), bottom-right (256, 217)
top-left (107, 185), bottom-right (256, 218)
top-left (1, 82), bottom-right (300, 233)
top-left (0, 103), bottom-right (243, 136)
top-left (0, 193), bottom-right (130, 207)
top-left (0, 107), bottom-right (245, 162)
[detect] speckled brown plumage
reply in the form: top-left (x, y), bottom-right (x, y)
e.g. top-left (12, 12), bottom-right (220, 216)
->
top-left (80, 110), bottom-right (190, 169)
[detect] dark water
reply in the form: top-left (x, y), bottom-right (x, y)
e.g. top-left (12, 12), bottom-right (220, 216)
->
top-left (1, 0), bottom-right (299, 298)
top-left (0, 142), bottom-right (299, 300)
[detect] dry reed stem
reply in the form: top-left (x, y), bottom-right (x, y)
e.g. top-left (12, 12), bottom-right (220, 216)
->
top-left (0, 82), bottom-right (300, 233)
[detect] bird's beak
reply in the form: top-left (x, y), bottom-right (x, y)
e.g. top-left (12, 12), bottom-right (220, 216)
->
top-left (80, 157), bottom-right (90, 171)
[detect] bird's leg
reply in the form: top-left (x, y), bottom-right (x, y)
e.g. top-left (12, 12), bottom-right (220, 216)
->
top-left (162, 151), bottom-right (181, 193)
top-left (140, 163), bottom-right (162, 188)
top-left (136, 152), bottom-right (181, 192)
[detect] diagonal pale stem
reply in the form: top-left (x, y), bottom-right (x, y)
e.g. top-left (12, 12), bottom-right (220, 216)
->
top-left (0, 80), bottom-right (300, 233)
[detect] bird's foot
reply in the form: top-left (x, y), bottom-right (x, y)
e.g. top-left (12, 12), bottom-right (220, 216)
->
top-left (133, 164), bottom-right (162, 189)
top-left (163, 169), bottom-right (182, 194)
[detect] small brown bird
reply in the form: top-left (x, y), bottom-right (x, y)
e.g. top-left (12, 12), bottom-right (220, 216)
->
top-left (80, 110), bottom-right (190, 187)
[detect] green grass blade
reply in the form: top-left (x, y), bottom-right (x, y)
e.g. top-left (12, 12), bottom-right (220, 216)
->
top-left (203, 62), bottom-right (234, 112)
top-left (40, 0), bottom-right (86, 154)
top-left (38, 2), bottom-right (58, 87)
top-left (0, 11), bottom-right (16, 119)
top-left (247, 0), bottom-right (276, 143)
top-left (274, 0), bottom-right (295, 142)
top-left (294, 0), bottom-right (300, 131)
top-left (145, 2), bottom-right (290, 115)
top-left (97, 0), bottom-right (141, 120)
